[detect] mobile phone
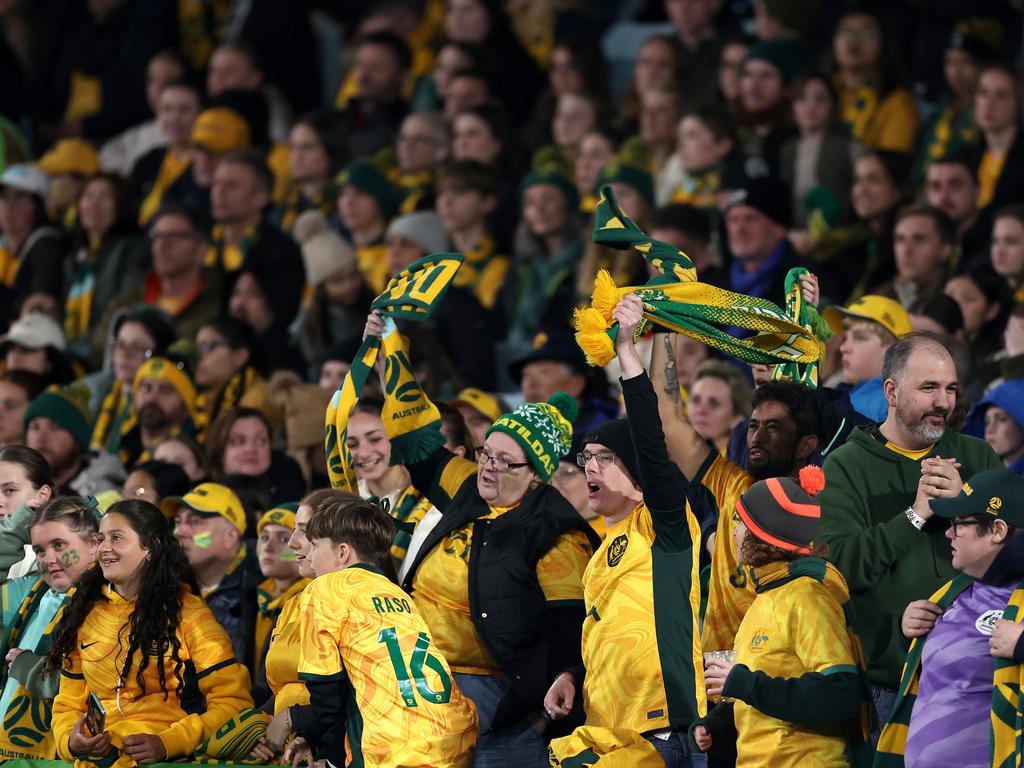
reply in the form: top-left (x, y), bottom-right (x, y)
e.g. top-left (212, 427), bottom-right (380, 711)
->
top-left (86, 693), bottom-right (105, 737)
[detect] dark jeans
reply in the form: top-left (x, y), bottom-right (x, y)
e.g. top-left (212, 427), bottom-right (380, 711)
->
top-left (646, 731), bottom-right (709, 767)
top-left (454, 672), bottom-right (549, 768)
top-left (871, 685), bottom-right (898, 746)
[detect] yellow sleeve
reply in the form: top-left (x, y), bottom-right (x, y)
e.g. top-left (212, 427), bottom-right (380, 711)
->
top-left (156, 595), bottom-right (255, 758)
top-left (536, 529), bottom-right (591, 603)
top-left (297, 581), bottom-right (348, 682)
top-left (437, 456), bottom-right (478, 502)
top-left (51, 648), bottom-right (86, 762)
top-left (789, 585), bottom-right (857, 674)
top-left (866, 89), bottom-right (919, 153)
top-left (698, 456), bottom-right (751, 509)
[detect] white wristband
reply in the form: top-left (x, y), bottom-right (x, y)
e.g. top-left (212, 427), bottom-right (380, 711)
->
top-left (904, 506), bottom-right (926, 531)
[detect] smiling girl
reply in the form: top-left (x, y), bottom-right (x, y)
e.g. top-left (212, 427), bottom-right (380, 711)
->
top-left (0, 445), bottom-right (55, 577)
top-left (0, 496), bottom-right (98, 759)
top-left (47, 500), bottom-right (255, 767)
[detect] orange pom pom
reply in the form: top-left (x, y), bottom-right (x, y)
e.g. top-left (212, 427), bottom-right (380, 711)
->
top-left (798, 465), bottom-right (826, 496)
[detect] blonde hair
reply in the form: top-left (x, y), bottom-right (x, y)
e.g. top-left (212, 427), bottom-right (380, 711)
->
top-left (692, 360), bottom-right (753, 417)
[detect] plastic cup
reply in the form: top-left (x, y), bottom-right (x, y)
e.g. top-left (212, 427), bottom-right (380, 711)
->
top-left (703, 649), bottom-right (739, 702)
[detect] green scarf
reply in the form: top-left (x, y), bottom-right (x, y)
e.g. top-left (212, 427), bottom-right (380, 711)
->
top-left (575, 186), bottom-right (823, 367)
top-left (771, 268), bottom-right (834, 388)
top-left (0, 579), bottom-right (61, 759)
top-left (325, 254), bottom-right (463, 491)
top-left (876, 574), bottom-right (1024, 768)
top-left (508, 239), bottom-right (582, 344)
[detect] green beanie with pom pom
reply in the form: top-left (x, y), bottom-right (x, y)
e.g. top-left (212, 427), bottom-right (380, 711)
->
top-left (486, 391), bottom-right (577, 481)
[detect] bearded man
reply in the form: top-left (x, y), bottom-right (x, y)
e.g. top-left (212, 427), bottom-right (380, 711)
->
top-left (820, 332), bottom-right (1001, 728)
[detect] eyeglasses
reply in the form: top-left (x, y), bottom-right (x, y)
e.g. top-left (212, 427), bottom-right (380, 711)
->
top-left (197, 339), bottom-right (229, 355)
top-left (576, 451), bottom-right (616, 468)
top-left (553, 464), bottom-right (582, 480)
top-left (949, 518), bottom-right (982, 537)
top-left (111, 340), bottom-right (153, 359)
top-left (474, 446), bottom-right (530, 473)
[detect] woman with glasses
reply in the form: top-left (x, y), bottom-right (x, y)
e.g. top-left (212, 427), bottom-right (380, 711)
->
top-left (362, 309), bottom-right (599, 768)
top-left (829, 9), bottom-right (918, 153)
top-left (88, 308), bottom-right (176, 457)
top-left (877, 469), bottom-right (1024, 767)
top-left (195, 316), bottom-right (281, 433)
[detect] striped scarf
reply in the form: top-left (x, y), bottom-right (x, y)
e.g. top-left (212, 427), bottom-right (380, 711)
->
top-left (197, 366), bottom-right (258, 435)
top-left (325, 253), bottom-right (464, 491)
top-left (64, 245), bottom-right (99, 340)
top-left (206, 223), bottom-right (257, 273)
top-left (177, 0), bottom-right (230, 71)
top-left (90, 381), bottom-right (131, 453)
top-left (876, 574), bottom-right (1024, 768)
top-left (771, 268), bottom-right (834, 388)
top-left (278, 187), bottom-right (333, 234)
top-left (575, 186), bottom-right (822, 368)
top-left (387, 487), bottom-right (433, 567)
top-left (0, 579), bottom-right (63, 759)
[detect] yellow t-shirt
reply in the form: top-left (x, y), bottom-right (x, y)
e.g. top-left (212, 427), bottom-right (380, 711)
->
top-left (581, 499), bottom-right (705, 733)
top-left (411, 455), bottom-right (590, 674)
top-left (297, 564), bottom-right (477, 768)
top-left (264, 589), bottom-right (309, 714)
top-left (977, 150), bottom-right (1006, 210)
top-left (52, 586), bottom-right (254, 762)
top-left (884, 441), bottom-right (935, 461)
top-left (697, 454), bottom-right (756, 653)
top-left (732, 563), bottom-right (858, 768)
top-left (255, 577), bottom-right (310, 675)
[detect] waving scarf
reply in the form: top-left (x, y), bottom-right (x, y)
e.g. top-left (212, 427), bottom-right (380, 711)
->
top-left (876, 575), bottom-right (1024, 768)
top-left (325, 253), bottom-right (463, 491)
top-left (770, 268), bottom-right (835, 389)
top-left (575, 187), bottom-right (823, 368)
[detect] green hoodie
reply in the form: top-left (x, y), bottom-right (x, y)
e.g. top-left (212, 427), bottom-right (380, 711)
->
top-left (819, 425), bottom-right (1000, 689)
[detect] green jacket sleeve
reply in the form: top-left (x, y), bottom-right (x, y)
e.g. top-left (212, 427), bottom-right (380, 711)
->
top-left (818, 455), bottom-right (922, 591)
top-left (723, 664), bottom-right (865, 724)
top-left (8, 649), bottom-right (60, 698)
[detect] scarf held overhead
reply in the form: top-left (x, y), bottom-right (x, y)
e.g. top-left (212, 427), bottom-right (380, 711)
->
top-left (575, 186), bottom-right (823, 367)
top-left (324, 253), bottom-right (463, 491)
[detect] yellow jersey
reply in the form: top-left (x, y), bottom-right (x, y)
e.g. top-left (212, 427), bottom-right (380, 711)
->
top-left (581, 498), bottom-right (706, 733)
top-left (411, 455), bottom-right (591, 674)
top-left (297, 563), bottom-right (477, 768)
top-left (52, 585), bottom-right (254, 762)
top-left (262, 584), bottom-right (311, 714)
top-left (694, 454), bottom-right (756, 653)
top-left (255, 577), bottom-right (310, 675)
top-left (732, 562), bottom-right (858, 767)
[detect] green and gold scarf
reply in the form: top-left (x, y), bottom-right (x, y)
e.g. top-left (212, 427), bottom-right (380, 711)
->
top-left (0, 579), bottom-right (62, 759)
top-left (770, 268), bottom-right (834, 388)
top-left (90, 381), bottom-right (132, 453)
top-left (575, 186), bottom-right (822, 368)
top-left (325, 254), bottom-right (463, 491)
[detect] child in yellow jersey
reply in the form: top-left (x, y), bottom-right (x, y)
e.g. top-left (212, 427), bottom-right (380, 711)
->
top-left (276, 495), bottom-right (477, 768)
top-left (695, 471), bottom-right (871, 768)
top-left (545, 296), bottom-right (706, 768)
top-left (47, 500), bottom-right (259, 768)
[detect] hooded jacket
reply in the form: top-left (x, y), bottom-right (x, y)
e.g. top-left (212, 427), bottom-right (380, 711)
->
top-left (819, 425), bottom-right (1001, 689)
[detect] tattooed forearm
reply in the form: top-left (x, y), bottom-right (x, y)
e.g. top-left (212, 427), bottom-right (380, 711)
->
top-left (662, 335), bottom-right (680, 399)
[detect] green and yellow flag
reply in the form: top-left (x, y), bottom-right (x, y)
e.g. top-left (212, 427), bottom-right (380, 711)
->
top-left (771, 268), bottom-right (835, 388)
top-left (576, 186), bottom-right (823, 368)
top-left (324, 253), bottom-right (463, 491)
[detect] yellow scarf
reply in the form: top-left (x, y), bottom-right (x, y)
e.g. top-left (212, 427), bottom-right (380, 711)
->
top-left (138, 150), bottom-right (190, 226)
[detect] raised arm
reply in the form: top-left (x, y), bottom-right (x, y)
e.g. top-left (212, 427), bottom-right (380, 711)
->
top-left (613, 296), bottom-right (690, 519)
top-left (649, 331), bottom-right (716, 481)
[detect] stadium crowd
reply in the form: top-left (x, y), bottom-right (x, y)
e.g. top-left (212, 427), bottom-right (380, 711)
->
top-left (0, 0), bottom-right (1022, 766)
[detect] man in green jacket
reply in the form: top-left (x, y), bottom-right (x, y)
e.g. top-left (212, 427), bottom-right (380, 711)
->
top-left (819, 333), bottom-right (1000, 728)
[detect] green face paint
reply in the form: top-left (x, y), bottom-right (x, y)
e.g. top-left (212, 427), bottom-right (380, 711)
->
top-left (193, 531), bottom-right (213, 549)
top-left (280, 550), bottom-right (298, 561)
top-left (61, 549), bottom-right (81, 568)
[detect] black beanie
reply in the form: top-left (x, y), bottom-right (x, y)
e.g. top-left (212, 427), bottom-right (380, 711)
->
top-left (583, 418), bottom-right (639, 485)
top-left (736, 473), bottom-right (823, 554)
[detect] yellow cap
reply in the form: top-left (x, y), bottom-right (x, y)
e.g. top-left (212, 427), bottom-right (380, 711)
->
top-left (449, 387), bottom-right (502, 424)
top-left (37, 139), bottom-right (100, 177)
top-left (161, 482), bottom-right (246, 534)
top-left (256, 503), bottom-right (298, 535)
top-left (190, 107), bottom-right (251, 154)
top-left (822, 295), bottom-right (912, 339)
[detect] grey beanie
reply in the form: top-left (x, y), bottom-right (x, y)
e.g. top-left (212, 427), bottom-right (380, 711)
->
top-left (386, 211), bottom-right (448, 255)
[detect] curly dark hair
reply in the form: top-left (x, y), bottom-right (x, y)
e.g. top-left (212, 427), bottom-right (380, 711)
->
top-left (740, 532), bottom-right (829, 567)
top-left (45, 500), bottom-right (201, 700)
